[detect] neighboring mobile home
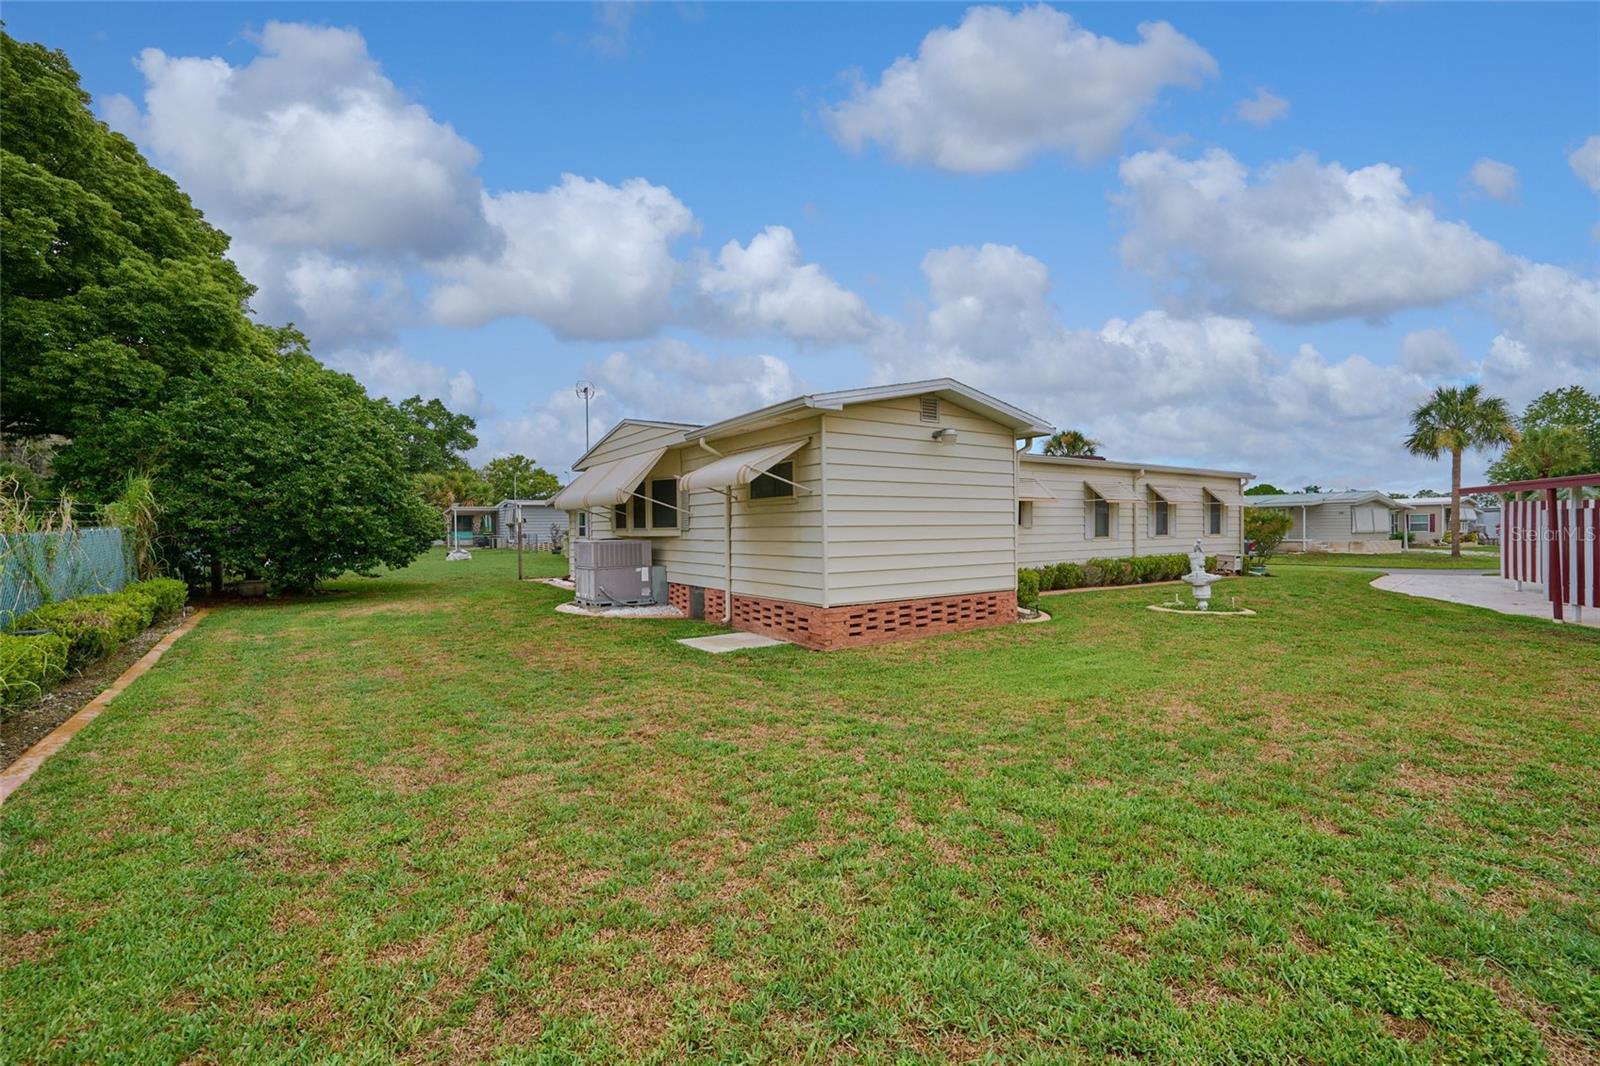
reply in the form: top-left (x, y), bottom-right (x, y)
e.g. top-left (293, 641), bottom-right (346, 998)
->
top-left (552, 379), bottom-right (1251, 649)
top-left (1243, 491), bottom-right (1408, 553)
top-left (1388, 496), bottom-right (1478, 545)
top-left (495, 499), bottom-right (568, 549)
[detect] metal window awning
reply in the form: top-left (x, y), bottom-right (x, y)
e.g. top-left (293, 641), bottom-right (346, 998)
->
top-left (1205, 484), bottom-right (1245, 507)
top-left (1147, 483), bottom-right (1202, 503)
top-left (679, 439), bottom-right (808, 493)
top-left (1018, 477), bottom-right (1056, 501)
top-left (1084, 477), bottom-right (1138, 503)
top-left (549, 447), bottom-right (668, 511)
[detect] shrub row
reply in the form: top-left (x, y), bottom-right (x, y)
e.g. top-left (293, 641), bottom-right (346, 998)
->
top-left (0, 632), bottom-right (71, 706)
top-left (2, 578), bottom-right (188, 704)
top-left (1019, 553), bottom-right (1219, 608)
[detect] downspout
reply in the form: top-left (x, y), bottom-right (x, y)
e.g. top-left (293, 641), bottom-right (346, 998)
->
top-left (1238, 478), bottom-right (1246, 563)
top-left (699, 438), bottom-right (733, 624)
top-left (1132, 469), bottom-right (1143, 558)
top-left (1302, 504), bottom-right (1308, 552)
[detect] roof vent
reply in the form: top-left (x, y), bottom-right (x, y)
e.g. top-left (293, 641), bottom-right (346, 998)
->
top-left (920, 396), bottom-right (940, 423)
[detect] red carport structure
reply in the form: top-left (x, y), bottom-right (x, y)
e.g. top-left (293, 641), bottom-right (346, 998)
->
top-left (1457, 472), bottom-right (1600, 623)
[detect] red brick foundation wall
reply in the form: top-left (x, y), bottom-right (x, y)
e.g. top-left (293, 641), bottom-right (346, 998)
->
top-left (670, 583), bottom-right (1015, 649)
top-left (667, 583), bottom-right (725, 621)
top-left (734, 589), bottom-right (1016, 651)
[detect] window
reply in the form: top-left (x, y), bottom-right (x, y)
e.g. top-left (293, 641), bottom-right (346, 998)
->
top-left (751, 460), bottom-right (795, 499)
top-left (1093, 497), bottom-right (1111, 538)
top-left (920, 396), bottom-right (940, 423)
top-left (651, 478), bottom-right (678, 528)
top-left (613, 503), bottom-right (627, 530)
top-left (1152, 500), bottom-right (1170, 536)
top-left (1207, 496), bottom-right (1224, 535)
top-left (576, 511), bottom-right (589, 537)
top-left (1018, 500), bottom-right (1034, 528)
top-left (631, 482), bottom-right (646, 528)
top-left (1408, 513), bottom-right (1431, 533)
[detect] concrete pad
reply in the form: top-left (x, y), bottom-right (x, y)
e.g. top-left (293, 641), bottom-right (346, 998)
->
top-left (555, 602), bottom-right (682, 619)
top-left (677, 632), bottom-right (789, 653)
top-left (1371, 572), bottom-right (1599, 627)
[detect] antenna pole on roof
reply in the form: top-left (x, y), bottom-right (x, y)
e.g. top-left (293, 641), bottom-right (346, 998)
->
top-left (575, 381), bottom-right (596, 451)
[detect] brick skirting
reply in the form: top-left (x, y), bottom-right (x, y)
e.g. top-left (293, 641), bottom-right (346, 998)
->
top-left (671, 583), bottom-right (1016, 650)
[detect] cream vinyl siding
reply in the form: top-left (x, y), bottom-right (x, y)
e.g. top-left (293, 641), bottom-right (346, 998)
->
top-left (652, 416), bottom-right (825, 604)
top-left (576, 423), bottom-right (691, 471)
top-left (1273, 503), bottom-right (1395, 549)
top-left (821, 397), bottom-right (1017, 604)
top-left (1017, 462), bottom-right (1242, 566)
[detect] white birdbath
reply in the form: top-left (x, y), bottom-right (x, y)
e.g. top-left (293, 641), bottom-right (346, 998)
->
top-left (1181, 540), bottom-right (1220, 610)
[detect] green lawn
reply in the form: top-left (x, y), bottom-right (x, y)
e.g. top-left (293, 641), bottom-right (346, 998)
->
top-left (1271, 550), bottom-right (1501, 571)
top-left (3, 549), bottom-right (1597, 1064)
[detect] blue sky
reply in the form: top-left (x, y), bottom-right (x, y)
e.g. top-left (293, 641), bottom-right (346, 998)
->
top-left (8, 2), bottom-right (1598, 488)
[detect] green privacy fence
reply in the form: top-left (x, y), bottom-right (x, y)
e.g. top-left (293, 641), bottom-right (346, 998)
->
top-left (0, 528), bottom-right (132, 628)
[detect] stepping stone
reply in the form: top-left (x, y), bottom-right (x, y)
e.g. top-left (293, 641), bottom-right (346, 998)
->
top-left (677, 632), bottom-right (788, 653)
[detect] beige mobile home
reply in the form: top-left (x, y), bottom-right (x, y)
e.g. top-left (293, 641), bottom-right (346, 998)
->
top-left (1243, 491), bottom-right (1408, 553)
top-left (553, 379), bottom-right (1250, 649)
top-left (1017, 456), bottom-right (1248, 567)
top-left (1388, 496), bottom-right (1478, 545)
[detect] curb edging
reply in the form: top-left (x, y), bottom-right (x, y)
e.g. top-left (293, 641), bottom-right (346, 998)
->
top-left (0, 608), bottom-right (211, 805)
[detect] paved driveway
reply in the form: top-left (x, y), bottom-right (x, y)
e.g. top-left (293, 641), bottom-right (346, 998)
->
top-left (1371, 570), bottom-right (1598, 627)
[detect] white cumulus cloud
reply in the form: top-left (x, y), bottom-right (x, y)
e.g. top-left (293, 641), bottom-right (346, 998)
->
top-left (1234, 88), bottom-right (1289, 127)
top-left (1398, 328), bottom-right (1466, 377)
top-left (1117, 148), bottom-right (1512, 322)
top-left (1467, 157), bottom-right (1519, 202)
top-left (694, 226), bottom-right (875, 344)
top-left (429, 176), bottom-right (696, 340)
top-left (108, 22), bottom-right (490, 259)
top-left (328, 347), bottom-right (486, 416)
top-left (486, 341), bottom-right (804, 471)
top-left (1569, 135), bottom-right (1600, 195)
top-left (867, 242), bottom-right (1456, 489)
top-left (824, 5), bottom-right (1216, 173)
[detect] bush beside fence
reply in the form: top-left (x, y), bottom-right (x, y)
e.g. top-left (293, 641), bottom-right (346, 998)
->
top-left (1019, 553), bottom-right (1220, 608)
top-left (1, 578), bottom-right (188, 706)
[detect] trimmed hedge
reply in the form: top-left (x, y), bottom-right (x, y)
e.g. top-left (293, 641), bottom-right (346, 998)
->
top-left (1017, 568), bottom-right (1041, 610)
top-left (4, 579), bottom-right (188, 695)
top-left (125, 578), bottom-right (188, 622)
top-left (0, 632), bottom-right (71, 706)
top-left (1024, 553), bottom-right (1220, 594)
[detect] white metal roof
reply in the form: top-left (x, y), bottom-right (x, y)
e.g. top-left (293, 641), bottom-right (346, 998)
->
top-left (1244, 490), bottom-right (1407, 509)
top-left (688, 379), bottom-right (1055, 441)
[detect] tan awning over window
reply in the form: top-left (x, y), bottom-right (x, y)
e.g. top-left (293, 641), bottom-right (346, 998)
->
top-left (1148, 483), bottom-right (1203, 503)
top-left (679, 439), bottom-right (808, 493)
top-left (1018, 477), bottom-right (1056, 501)
top-left (549, 447), bottom-right (667, 511)
top-left (1084, 477), bottom-right (1138, 503)
top-left (1205, 484), bottom-right (1245, 507)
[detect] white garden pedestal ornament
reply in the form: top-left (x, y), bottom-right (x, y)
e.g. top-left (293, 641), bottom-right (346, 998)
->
top-left (1181, 540), bottom-right (1220, 610)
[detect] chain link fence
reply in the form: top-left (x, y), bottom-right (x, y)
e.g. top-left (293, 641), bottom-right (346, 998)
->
top-left (0, 527), bottom-right (132, 628)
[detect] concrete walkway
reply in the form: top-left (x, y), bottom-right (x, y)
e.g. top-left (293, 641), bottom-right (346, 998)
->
top-left (1371, 571), bottom-right (1597, 627)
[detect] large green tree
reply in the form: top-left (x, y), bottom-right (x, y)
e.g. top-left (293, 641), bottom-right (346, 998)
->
top-left (383, 396), bottom-right (479, 475)
top-left (481, 454), bottom-right (559, 502)
top-left (1487, 386), bottom-right (1600, 483)
top-left (1404, 385), bottom-right (1516, 557)
top-left (59, 357), bottom-right (440, 592)
top-left (4, 30), bottom-right (441, 589)
top-left (1, 32), bottom-right (255, 440)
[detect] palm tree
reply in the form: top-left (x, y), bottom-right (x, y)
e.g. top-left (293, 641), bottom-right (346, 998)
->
top-left (1405, 385), bottom-right (1517, 556)
top-left (1043, 429), bottom-right (1101, 457)
top-left (1489, 425), bottom-right (1591, 482)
